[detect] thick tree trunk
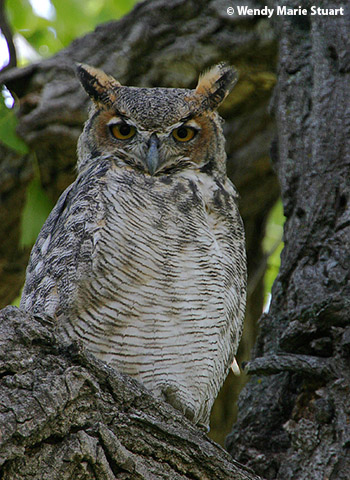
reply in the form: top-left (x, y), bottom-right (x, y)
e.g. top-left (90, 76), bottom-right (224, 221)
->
top-left (227, 1), bottom-right (350, 478)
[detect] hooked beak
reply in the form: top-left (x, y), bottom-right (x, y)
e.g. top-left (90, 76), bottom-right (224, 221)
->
top-left (144, 133), bottom-right (160, 175)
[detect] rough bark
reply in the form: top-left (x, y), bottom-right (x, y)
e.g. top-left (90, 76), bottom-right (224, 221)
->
top-left (227, 1), bottom-right (350, 478)
top-left (0, 306), bottom-right (263, 480)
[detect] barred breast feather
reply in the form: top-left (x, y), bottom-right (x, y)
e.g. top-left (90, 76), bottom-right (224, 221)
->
top-left (20, 156), bottom-right (245, 425)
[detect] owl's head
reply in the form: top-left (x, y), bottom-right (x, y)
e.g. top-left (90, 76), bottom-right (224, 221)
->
top-left (76, 63), bottom-right (237, 176)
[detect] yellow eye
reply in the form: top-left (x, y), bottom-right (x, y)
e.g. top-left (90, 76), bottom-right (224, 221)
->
top-left (172, 126), bottom-right (196, 142)
top-left (110, 123), bottom-right (136, 140)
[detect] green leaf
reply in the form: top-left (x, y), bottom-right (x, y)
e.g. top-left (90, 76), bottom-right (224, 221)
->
top-left (0, 95), bottom-right (29, 154)
top-left (263, 200), bottom-right (285, 300)
top-left (11, 294), bottom-right (22, 307)
top-left (20, 174), bottom-right (54, 247)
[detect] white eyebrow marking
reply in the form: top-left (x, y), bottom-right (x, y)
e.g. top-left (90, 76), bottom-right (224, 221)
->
top-left (163, 119), bottom-right (202, 135)
top-left (183, 119), bottom-right (201, 129)
top-left (107, 117), bottom-right (138, 128)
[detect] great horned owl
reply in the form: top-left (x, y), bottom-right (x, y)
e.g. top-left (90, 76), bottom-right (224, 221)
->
top-left (20, 63), bottom-right (247, 426)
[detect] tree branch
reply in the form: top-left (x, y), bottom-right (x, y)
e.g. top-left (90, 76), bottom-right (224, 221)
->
top-left (0, 0), bottom-right (17, 72)
top-left (245, 354), bottom-right (335, 379)
top-left (0, 306), bottom-right (264, 479)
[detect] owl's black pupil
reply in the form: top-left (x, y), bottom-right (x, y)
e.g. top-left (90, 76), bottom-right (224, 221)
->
top-left (177, 127), bottom-right (188, 138)
top-left (119, 124), bottom-right (131, 136)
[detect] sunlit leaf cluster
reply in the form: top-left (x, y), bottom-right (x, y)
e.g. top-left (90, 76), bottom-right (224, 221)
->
top-left (5, 0), bottom-right (139, 63)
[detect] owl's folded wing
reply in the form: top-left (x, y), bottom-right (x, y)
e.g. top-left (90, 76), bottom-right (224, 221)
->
top-left (20, 160), bottom-right (110, 318)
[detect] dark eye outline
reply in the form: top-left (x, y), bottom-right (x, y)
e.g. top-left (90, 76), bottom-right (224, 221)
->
top-left (109, 122), bottom-right (136, 140)
top-left (172, 126), bottom-right (197, 142)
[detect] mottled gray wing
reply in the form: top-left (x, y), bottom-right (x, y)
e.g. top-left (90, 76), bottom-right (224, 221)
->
top-left (206, 176), bottom-right (247, 361)
top-left (20, 160), bottom-right (109, 318)
top-left (224, 179), bottom-right (247, 353)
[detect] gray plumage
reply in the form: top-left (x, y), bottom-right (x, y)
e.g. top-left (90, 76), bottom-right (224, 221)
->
top-left (21, 64), bottom-right (247, 425)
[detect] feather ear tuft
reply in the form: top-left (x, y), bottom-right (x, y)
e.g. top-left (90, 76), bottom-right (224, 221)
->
top-left (76, 63), bottom-right (121, 106)
top-left (195, 63), bottom-right (238, 110)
